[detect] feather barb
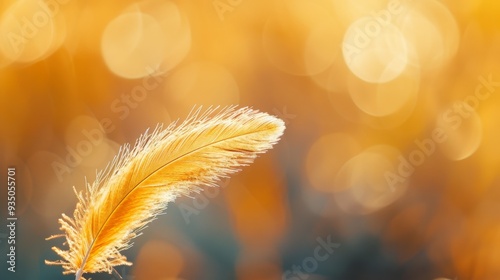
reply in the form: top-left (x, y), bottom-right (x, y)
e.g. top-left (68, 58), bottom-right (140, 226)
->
top-left (45, 106), bottom-right (285, 280)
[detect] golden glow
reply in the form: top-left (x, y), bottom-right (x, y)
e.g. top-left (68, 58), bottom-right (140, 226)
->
top-left (1, 0), bottom-right (499, 278)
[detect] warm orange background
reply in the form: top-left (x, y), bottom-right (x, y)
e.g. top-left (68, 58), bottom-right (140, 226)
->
top-left (1, 0), bottom-right (500, 279)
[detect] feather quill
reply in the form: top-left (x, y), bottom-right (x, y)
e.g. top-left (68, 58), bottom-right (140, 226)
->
top-left (45, 106), bottom-right (285, 280)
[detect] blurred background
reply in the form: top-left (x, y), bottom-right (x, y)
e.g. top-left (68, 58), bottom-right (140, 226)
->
top-left (1, 0), bottom-right (500, 279)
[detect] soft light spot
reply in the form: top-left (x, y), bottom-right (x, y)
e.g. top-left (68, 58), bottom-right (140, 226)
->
top-left (394, 0), bottom-right (460, 70)
top-left (132, 0), bottom-right (191, 72)
top-left (347, 68), bottom-right (419, 117)
top-left (335, 146), bottom-right (406, 213)
top-left (305, 133), bottom-right (360, 193)
top-left (342, 17), bottom-right (408, 83)
top-left (437, 107), bottom-right (483, 161)
top-left (0, 0), bottom-right (66, 63)
top-left (101, 12), bottom-right (167, 79)
top-left (263, 0), bottom-right (335, 76)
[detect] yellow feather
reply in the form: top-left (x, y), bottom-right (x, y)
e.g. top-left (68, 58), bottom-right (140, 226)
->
top-left (45, 106), bottom-right (285, 280)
